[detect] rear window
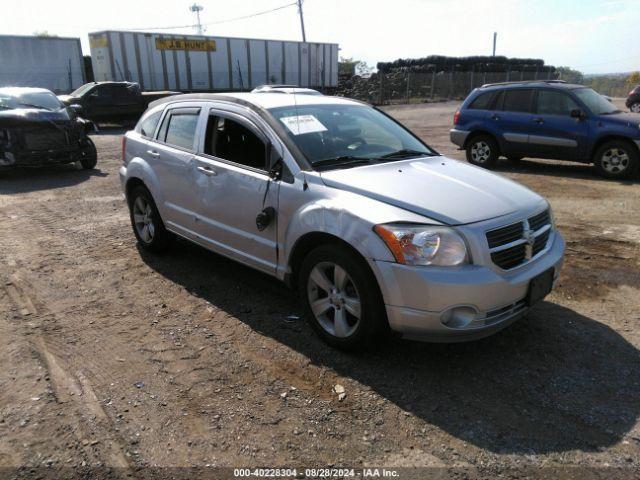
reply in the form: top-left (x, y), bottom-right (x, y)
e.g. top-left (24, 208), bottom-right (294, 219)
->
top-left (500, 89), bottom-right (534, 113)
top-left (139, 111), bottom-right (162, 138)
top-left (468, 91), bottom-right (495, 110)
top-left (158, 109), bottom-right (200, 150)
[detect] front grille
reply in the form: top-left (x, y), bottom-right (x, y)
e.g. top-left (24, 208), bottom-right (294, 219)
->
top-left (22, 129), bottom-right (70, 151)
top-left (486, 209), bottom-right (552, 270)
top-left (528, 210), bottom-right (550, 232)
top-left (486, 222), bottom-right (524, 248)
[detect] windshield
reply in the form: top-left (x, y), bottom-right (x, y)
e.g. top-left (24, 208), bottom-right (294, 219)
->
top-left (0, 91), bottom-right (63, 111)
top-left (268, 104), bottom-right (434, 168)
top-left (574, 88), bottom-right (619, 115)
top-left (70, 83), bottom-right (96, 97)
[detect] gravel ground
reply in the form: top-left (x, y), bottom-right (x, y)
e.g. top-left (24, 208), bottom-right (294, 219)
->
top-left (0, 99), bottom-right (639, 479)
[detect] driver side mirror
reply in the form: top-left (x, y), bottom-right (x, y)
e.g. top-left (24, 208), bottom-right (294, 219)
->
top-left (266, 142), bottom-right (284, 181)
top-left (68, 104), bottom-right (83, 115)
top-left (570, 109), bottom-right (585, 120)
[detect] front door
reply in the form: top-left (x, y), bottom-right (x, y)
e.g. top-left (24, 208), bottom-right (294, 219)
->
top-left (191, 110), bottom-right (279, 274)
top-left (528, 89), bottom-right (589, 160)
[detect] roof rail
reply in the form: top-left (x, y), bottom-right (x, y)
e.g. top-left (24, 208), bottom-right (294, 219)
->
top-left (480, 79), bottom-right (567, 88)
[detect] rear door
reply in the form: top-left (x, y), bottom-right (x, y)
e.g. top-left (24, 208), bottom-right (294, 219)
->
top-left (190, 107), bottom-right (279, 274)
top-left (489, 88), bottom-right (537, 157)
top-left (150, 105), bottom-right (203, 231)
top-left (528, 89), bottom-right (589, 160)
top-left (112, 84), bottom-right (143, 118)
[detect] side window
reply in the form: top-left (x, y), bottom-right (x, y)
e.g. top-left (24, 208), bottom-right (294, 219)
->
top-left (536, 90), bottom-right (579, 116)
top-left (500, 89), bottom-right (534, 113)
top-left (204, 115), bottom-right (267, 170)
top-left (468, 91), bottom-right (495, 110)
top-left (157, 109), bottom-right (200, 150)
top-left (139, 111), bottom-right (162, 138)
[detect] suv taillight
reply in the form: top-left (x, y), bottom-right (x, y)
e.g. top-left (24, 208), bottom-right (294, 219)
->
top-left (121, 135), bottom-right (127, 164)
top-left (453, 110), bottom-right (461, 125)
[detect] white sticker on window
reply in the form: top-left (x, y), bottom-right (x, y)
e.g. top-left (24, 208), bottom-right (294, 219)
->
top-left (280, 115), bottom-right (328, 135)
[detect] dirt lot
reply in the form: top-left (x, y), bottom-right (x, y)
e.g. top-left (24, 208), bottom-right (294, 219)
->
top-left (1, 100), bottom-right (639, 479)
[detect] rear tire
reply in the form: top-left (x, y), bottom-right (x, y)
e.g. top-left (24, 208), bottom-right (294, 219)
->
top-left (630, 102), bottom-right (640, 113)
top-left (128, 185), bottom-right (170, 252)
top-left (298, 244), bottom-right (387, 351)
top-left (593, 140), bottom-right (639, 179)
top-left (79, 138), bottom-right (97, 170)
top-left (466, 134), bottom-right (499, 168)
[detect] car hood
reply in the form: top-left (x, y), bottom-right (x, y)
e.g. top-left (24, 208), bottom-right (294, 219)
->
top-left (597, 111), bottom-right (640, 125)
top-left (319, 156), bottom-right (546, 225)
top-left (0, 108), bottom-right (74, 127)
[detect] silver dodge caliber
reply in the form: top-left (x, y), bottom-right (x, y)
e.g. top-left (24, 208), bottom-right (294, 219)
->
top-left (120, 92), bottom-right (565, 350)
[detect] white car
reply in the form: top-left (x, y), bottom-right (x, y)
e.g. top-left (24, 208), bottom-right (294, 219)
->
top-left (120, 92), bottom-right (565, 350)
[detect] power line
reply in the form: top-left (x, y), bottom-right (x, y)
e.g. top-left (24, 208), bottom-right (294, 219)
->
top-left (127, 2), bottom-right (298, 32)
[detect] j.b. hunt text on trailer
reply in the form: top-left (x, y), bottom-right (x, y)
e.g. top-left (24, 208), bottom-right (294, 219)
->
top-left (89, 30), bottom-right (338, 92)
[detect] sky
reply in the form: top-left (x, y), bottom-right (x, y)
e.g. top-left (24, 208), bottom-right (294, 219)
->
top-left (1, 0), bottom-right (638, 74)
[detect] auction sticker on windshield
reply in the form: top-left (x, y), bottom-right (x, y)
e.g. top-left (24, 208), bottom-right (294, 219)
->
top-left (280, 115), bottom-right (328, 135)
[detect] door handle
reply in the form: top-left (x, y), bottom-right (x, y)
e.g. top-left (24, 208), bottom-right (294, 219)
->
top-left (146, 150), bottom-right (160, 158)
top-left (197, 165), bottom-right (217, 176)
top-left (533, 117), bottom-right (544, 124)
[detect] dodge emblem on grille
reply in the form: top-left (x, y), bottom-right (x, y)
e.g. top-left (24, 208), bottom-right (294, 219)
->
top-left (523, 220), bottom-right (535, 260)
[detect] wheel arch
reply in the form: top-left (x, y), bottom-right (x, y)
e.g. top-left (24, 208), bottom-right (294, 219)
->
top-left (464, 130), bottom-right (501, 150)
top-left (286, 232), bottom-right (377, 292)
top-left (590, 135), bottom-right (640, 161)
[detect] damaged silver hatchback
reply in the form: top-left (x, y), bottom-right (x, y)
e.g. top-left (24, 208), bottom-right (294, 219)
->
top-left (120, 93), bottom-right (565, 350)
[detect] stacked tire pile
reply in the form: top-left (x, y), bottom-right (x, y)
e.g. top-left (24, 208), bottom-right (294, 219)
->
top-left (337, 56), bottom-right (557, 104)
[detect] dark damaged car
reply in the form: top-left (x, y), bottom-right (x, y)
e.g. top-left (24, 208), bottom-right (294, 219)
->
top-left (0, 87), bottom-right (97, 170)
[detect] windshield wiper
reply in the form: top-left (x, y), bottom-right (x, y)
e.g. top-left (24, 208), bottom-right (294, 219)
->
top-left (379, 149), bottom-right (433, 159)
top-left (312, 156), bottom-right (374, 170)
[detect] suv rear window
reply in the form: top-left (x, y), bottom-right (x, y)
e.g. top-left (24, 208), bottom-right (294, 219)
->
top-left (468, 91), bottom-right (495, 110)
top-left (499, 89), bottom-right (534, 113)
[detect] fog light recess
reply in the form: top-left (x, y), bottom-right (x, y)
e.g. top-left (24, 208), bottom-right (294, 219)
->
top-left (440, 306), bottom-right (478, 329)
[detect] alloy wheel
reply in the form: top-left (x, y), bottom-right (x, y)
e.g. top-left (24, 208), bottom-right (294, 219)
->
top-left (601, 148), bottom-right (630, 174)
top-left (631, 103), bottom-right (640, 113)
top-left (307, 262), bottom-right (362, 338)
top-left (133, 196), bottom-right (155, 243)
top-left (471, 141), bottom-right (491, 163)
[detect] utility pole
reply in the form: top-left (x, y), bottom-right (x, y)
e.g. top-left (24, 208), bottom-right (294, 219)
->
top-left (492, 32), bottom-right (497, 56)
top-left (297, 0), bottom-right (307, 42)
top-left (190, 3), bottom-right (204, 35)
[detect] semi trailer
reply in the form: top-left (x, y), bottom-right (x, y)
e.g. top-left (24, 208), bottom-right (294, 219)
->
top-left (88, 30), bottom-right (338, 93)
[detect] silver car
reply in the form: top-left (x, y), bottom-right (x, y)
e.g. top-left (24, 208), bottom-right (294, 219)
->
top-left (120, 93), bottom-right (565, 350)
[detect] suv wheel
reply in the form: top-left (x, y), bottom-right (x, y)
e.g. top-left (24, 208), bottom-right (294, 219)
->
top-left (594, 140), bottom-right (639, 179)
top-left (630, 102), bottom-right (640, 113)
top-left (79, 138), bottom-right (97, 170)
top-left (298, 244), bottom-right (387, 351)
top-left (466, 135), bottom-right (499, 168)
top-left (128, 185), bottom-right (170, 252)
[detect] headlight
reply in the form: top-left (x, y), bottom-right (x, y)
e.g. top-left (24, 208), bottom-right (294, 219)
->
top-left (374, 224), bottom-right (468, 266)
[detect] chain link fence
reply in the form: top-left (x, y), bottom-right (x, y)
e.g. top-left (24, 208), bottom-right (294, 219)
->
top-left (339, 69), bottom-right (560, 105)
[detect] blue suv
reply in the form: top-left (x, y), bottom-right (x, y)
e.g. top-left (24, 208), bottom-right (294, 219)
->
top-left (450, 80), bottom-right (640, 179)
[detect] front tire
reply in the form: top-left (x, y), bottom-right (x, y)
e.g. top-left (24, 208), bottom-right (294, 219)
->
top-left (593, 140), bottom-right (639, 179)
top-left (128, 185), bottom-right (170, 252)
top-left (630, 102), bottom-right (640, 113)
top-left (466, 134), bottom-right (499, 168)
top-left (79, 138), bottom-right (97, 170)
top-left (298, 244), bottom-right (387, 351)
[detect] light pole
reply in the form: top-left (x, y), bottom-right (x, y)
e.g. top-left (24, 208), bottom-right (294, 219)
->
top-left (297, 0), bottom-right (307, 42)
top-left (190, 4), bottom-right (205, 35)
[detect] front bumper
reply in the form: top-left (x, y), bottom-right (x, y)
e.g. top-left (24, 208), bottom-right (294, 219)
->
top-left (0, 147), bottom-right (83, 167)
top-left (450, 128), bottom-right (470, 148)
top-left (370, 231), bottom-right (565, 342)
